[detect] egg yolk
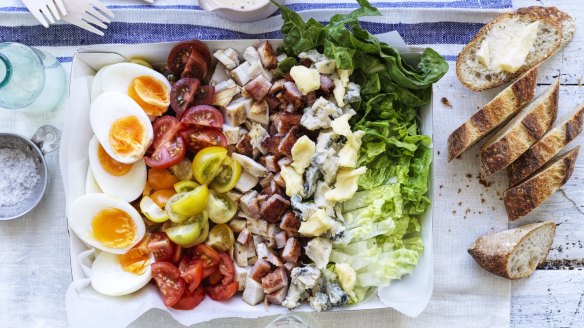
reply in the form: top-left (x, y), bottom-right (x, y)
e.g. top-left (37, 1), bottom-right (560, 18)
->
top-left (97, 143), bottom-right (132, 176)
top-left (128, 76), bottom-right (170, 117)
top-left (92, 208), bottom-right (137, 248)
top-left (119, 236), bottom-right (150, 275)
top-left (109, 116), bottom-right (145, 157)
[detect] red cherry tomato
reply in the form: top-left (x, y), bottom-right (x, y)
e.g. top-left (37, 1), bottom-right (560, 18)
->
top-left (194, 85), bottom-right (215, 106)
top-left (148, 232), bottom-right (175, 262)
top-left (167, 41), bottom-right (212, 78)
top-left (172, 285), bottom-right (205, 310)
top-left (218, 252), bottom-right (235, 285)
top-left (172, 244), bottom-right (184, 265)
top-left (205, 270), bottom-right (223, 286)
top-left (170, 78), bottom-right (200, 119)
top-left (151, 262), bottom-right (186, 307)
top-left (207, 281), bottom-right (238, 301)
top-left (180, 127), bottom-right (228, 154)
top-left (145, 116), bottom-right (186, 169)
top-left (179, 258), bottom-right (204, 292)
top-left (193, 244), bottom-right (220, 278)
top-left (182, 50), bottom-right (209, 80)
top-left (180, 105), bottom-right (224, 129)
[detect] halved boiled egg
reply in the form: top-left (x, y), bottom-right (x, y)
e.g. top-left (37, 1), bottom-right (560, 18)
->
top-left (100, 62), bottom-right (171, 117)
top-left (90, 91), bottom-right (153, 164)
top-left (69, 193), bottom-right (146, 254)
top-left (91, 237), bottom-right (153, 296)
top-left (91, 64), bottom-right (113, 102)
top-left (88, 136), bottom-right (146, 202)
top-left (85, 165), bottom-right (103, 194)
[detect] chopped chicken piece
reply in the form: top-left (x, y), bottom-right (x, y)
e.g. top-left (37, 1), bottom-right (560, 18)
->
top-left (257, 41), bottom-right (278, 69)
top-left (242, 277), bottom-right (266, 305)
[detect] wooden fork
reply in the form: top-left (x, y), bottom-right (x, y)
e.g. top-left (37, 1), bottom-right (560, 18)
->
top-left (21, 0), bottom-right (67, 28)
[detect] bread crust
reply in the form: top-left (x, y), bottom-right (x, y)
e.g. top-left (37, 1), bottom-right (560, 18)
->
top-left (508, 103), bottom-right (584, 186)
top-left (448, 67), bottom-right (538, 161)
top-left (468, 221), bottom-right (556, 279)
top-left (456, 6), bottom-right (573, 91)
top-left (504, 146), bottom-right (579, 221)
top-left (480, 81), bottom-right (559, 180)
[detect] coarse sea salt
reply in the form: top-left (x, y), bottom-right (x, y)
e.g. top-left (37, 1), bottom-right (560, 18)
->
top-left (0, 147), bottom-right (40, 207)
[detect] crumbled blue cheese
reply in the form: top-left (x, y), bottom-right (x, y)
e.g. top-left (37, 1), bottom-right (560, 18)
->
top-left (282, 283), bottom-right (306, 309)
top-left (290, 194), bottom-right (319, 221)
top-left (326, 282), bottom-right (348, 307)
top-left (343, 82), bottom-right (361, 104)
top-left (325, 167), bottom-right (367, 202)
top-left (303, 165), bottom-right (321, 199)
top-left (315, 59), bottom-right (336, 74)
top-left (301, 97), bottom-right (343, 130)
top-left (290, 65), bottom-right (321, 95)
top-left (314, 181), bottom-right (334, 211)
top-left (309, 292), bottom-right (331, 312)
top-left (298, 49), bottom-right (326, 63)
top-left (291, 266), bottom-right (322, 290)
top-left (305, 238), bottom-right (332, 268)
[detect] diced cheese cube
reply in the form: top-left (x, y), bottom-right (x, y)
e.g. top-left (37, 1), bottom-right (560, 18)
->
top-left (314, 59), bottom-right (336, 74)
top-left (290, 66), bottom-right (320, 95)
top-left (298, 209), bottom-right (330, 237)
top-left (338, 130), bottom-right (364, 168)
top-left (335, 263), bottom-right (356, 293)
top-left (337, 68), bottom-right (352, 88)
top-left (291, 136), bottom-right (316, 175)
top-left (280, 166), bottom-right (304, 197)
top-left (331, 114), bottom-right (352, 137)
top-left (333, 78), bottom-right (345, 107)
top-left (325, 167), bottom-right (367, 202)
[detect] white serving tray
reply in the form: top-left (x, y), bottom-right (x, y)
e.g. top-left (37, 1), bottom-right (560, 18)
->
top-left (59, 39), bottom-right (434, 328)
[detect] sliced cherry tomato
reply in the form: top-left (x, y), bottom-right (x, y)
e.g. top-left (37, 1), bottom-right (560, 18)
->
top-left (207, 223), bottom-right (235, 251)
top-left (170, 78), bottom-right (200, 119)
top-left (192, 147), bottom-right (228, 185)
top-left (148, 232), bottom-right (175, 262)
top-left (172, 285), bottom-right (205, 310)
top-left (168, 41), bottom-right (212, 78)
top-left (169, 185), bottom-right (209, 218)
top-left (180, 127), bottom-right (228, 154)
top-left (207, 281), bottom-right (238, 301)
top-left (151, 262), bottom-right (186, 307)
top-left (210, 156), bottom-right (242, 193)
top-left (205, 270), bottom-right (223, 286)
top-left (217, 252), bottom-right (235, 285)
top-left (206, 192), bottom-right (237, 225)
top-left (194, 244), bottom-right (220, 278)
top-left (194, 85), bottom-right (215, 106)
top-left (182, 50), bottom-right (209, 80)
top-left (150, 188), bottom-right (176, 208)
top-left (172, 244), bottom-right (183, 265)
top-left (145, 116), bottom-right (186, 169)
top-left (180, 105), bottom-right (223, 129)
top-left (165, 211), bottom-right (206, 246)
top-left (148, 168), bottom-right (180, 190)
top-left (179, 258), bottom-right (204, 292)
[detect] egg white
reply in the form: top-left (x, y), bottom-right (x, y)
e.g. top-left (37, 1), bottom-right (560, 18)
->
top-left (68, 193), bottom-right (146, 254)
top-left (85, 165), bottom-right (103, 194)
top-left (90, 91), bottom-right (153, 164)
top-left (91, 64), bottom-right (113, 102)
top-left (88, 136), bottom-right (146, 202)
top-left (100, 62), bottom-right (171, 97)
top-left (91, 250), bottom-right (153, 297)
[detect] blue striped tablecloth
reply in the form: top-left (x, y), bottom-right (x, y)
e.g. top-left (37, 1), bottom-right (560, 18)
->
top-left (0, 1), bottom-right (513, 327)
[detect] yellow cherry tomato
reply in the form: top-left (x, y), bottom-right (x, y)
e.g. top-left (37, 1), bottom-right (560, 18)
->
top-left (206, 224), bottom-right (234, 251)
top-left (174, 180), bottom-right (200, 193)
top-left (207, 191), bottom-right (237, 224)
top-left (129, 58), bottom-right (153, 69)
top-left (192, 147), bottom-right (228, 185)
top-left (169, 184), bottom-right (209, 218)
top-left (165, 211), bottom-right (207, 246)
top-left (209, 156), bottom-right (241, 193)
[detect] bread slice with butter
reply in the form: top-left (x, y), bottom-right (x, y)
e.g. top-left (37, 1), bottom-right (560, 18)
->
top-left (468, 221), bottom-right (556, 279)
top-left (456, 7), bottom-right (574, 91)
top-left (504, 146), bottom-right (579, 221)
top-left (508, 103), bottom-right (584, 186)
top-left (448, 67), bottom-right (538, 161)
top-left (480, 80), bottom-right (559, 180)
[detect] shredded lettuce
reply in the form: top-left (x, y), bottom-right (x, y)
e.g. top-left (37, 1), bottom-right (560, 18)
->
top-left (273, 0), bottom-right (447, 304)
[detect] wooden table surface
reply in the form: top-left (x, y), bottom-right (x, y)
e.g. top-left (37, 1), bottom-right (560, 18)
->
top-left (509, 0), bottom-right (584, 327)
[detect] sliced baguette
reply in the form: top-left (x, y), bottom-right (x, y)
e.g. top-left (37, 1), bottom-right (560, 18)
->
top-left (480, 80), bottom-right (559, 180)
top-left (504, 146), bottom-right (579, 221)
top-left (508, 103), bottom-right (584, 186)
top-left (468, 221), bottom-right (556, 279)
top-left (448, 67), bottom-right (538, 161)
top-left (456, 7), bottom-right (574, 91)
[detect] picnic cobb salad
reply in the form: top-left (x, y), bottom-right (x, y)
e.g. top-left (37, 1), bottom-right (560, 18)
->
top-left (69, 0), bottom-right (447, 312)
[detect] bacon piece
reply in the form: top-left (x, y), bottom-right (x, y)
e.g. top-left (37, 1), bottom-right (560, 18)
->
top-left (257, 41), bottom-right (278, 69)
top-left (245, 75), bottom-right (272, 101)
top-left (236, 134), bottom-right (254, 157)
top-left (259, 155), bottom-right (279, 173)
top-left (279, 211), bottom-right (301, 232)
top-left (264, 94), bottom-right (281, 111)
top-left (278, 126), bottom-right (300, 157)
top-left (275, 231), bottom-right (288, 249)
top-left (281, 237), bottom-right (301, 263)
top-left (271, 112), bottom-right (301, 134)
top-left (260, 194), bottom-right (291, 223)
top-left (262, 267), bottom-right (288, 294)
top-left (269, 79), bottom-right (286, 95)
top-left (250, 259), bottom-right (272, 282)
top-left (283, 82), bottom-right (304, 109)
top-left (259, 172), bottom-right (275, 189)
top-left (299, 58), bottom-right (312, 67)
top-left (320, 75), bottom-right (334, 96)
top-left (237, 228), bottom-right (252, 245)
top-left (266, 285), bottom-right (288, 305)
top-left (262, 134), bottom-right (285, 154)
top-left (306, 91), bottom-right (317, 107)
